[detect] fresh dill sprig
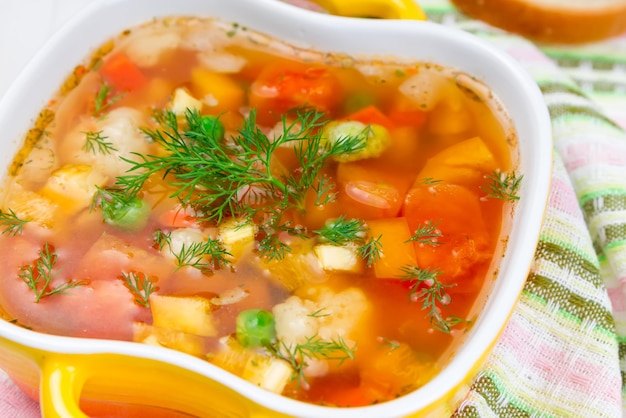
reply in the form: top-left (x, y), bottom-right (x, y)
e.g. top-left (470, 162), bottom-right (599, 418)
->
top-left (308, 308), bottom-right (330, 318)
top-left (406, 220), bottom-right (442, 246)
top-left (172, 239), bottom-right (231, 273)
top-left (93, 82), bottom-right (124, 116)
top-left (267, 334), bottom-right (356, 386)
top-left (0, 209), bottom-right (28, 236)
top-left (111, 108), bottom-right (365, 260)
top-left (482, 170), bottom-right (523, 201)
top-left (121, 271), bottom-right (157, 308)
top-left (379, 337), bottom-right (400, 352)
top-left (421, 177), bottom-right (443, 185)
top-left (82, 130), bottom-right (117, 155)
top-left (358, 235), bottom-right (383, 267)
top-left (152, 229), bottom-right (171, 251)
top-left (18, 243), bottom-right (86, 303)
top-left (311, 174), bottom-right (337, 206)
top-left (314, 215), bottom-right (365, 245)
top-left (398, 264), bottom-right (462, 333)
top-left (314, 216), bottom-right (383, 267)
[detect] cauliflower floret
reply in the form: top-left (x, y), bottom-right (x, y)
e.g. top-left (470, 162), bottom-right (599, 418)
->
top-left (324, 121), bottom-right (390, 163)
top-left (60, 107), bottom-right (150, 179)
top-left (272, 286), bottom-right (371, 379)
top-left (310, 287), bottom-right (369, 341)
top-left (164, 227), bottom-right (205, 260)
top-left (272, 295), bottom-right (319, 346)
top-left (123, 29), bottom-right (181, 68)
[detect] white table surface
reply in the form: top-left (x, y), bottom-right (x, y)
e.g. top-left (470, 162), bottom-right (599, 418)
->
top-left (0, 0), bottom-right (99, 98)
top-left (0, 1), bottom-right (97, 415)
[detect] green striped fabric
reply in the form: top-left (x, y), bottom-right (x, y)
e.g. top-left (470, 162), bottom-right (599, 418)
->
top-left (420, 1), bottom-right (625, 416)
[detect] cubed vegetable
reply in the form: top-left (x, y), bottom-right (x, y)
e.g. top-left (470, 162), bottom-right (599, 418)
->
top-left (100, 52), bottom-right (147, 92)
top-left (191, 68), bottom-right (244, 113)
top-left (133, 322), bottom-right (205, 357)
top-left (211, 337), bottom-right (293, 394)
top-left (344, 105), bottom-right (395, 130)
top-left (218, 217), bottom-right (256, 261)
top-left (366, 217), bottom-right (417, 279)
top-left (313, 244), bottom-right (362, 273)
top-left (40, 164), bottom-right (107, 214)
top-left (416, 136), bottom-right (497, 187)
top-left (170, 87), bottom-right (203, 115)
top-left (150, 294), bottom-right (216, 337)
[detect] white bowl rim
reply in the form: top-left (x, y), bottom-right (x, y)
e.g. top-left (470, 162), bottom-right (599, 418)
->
top-left (0, 0), bottom-right (552, 416)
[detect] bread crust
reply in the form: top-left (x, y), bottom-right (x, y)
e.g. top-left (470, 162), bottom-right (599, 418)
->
top-left (451, 0), bottom-right (626, 43)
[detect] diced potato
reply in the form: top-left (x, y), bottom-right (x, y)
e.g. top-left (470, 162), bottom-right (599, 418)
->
top-left (170, 87), bottom-right (203, 115)
top-left (416, 136), bottom-right (497, 186)
top-left (427, 101), bottom-right (471, 135)
top-left (211, 336), bottom-right (293, 394)
top-left (263, 250), bottom-right (324, 291)
top-left (191, 68), bottom-right (244, 112)
top-left (39, 164), bottom-right (108, 214)
top-left (150, 294), bottom-right (216, 337)
top-left (133, 322), bottom-right (205, 357)
top-left (313, 244), bottom-right (362, 273)
top-left (124, 30), bottom-right (181, 67)
top-left (3, 185), bottom-right (58, 228)
top-left (217, 217), bottom-right (256, 261)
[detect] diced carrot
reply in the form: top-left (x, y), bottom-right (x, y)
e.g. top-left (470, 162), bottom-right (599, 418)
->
top-left (387, 94), bottom-right (427, 128)
top-left (344, 105), bottom-right (395, 130)
top-left (375, 126), bottom-right (422, 171)
top-left (100, 52), bottom-right (147, 92)
top-left (415, 136), bottom-right (497, 188)
top-left (402, 183), bottom-right (491, 285)
top-left (366, 217), bottom-right (416, 279)
top-left (190, 68), bottom-right (245, 113)
top-left (359, 342), bottom-right (437, 400)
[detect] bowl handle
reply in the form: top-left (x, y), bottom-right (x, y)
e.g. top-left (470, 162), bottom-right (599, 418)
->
top-left (40, 354), bottom-right (89, 418)
top-left (312, 0), bottom-right (427, 19)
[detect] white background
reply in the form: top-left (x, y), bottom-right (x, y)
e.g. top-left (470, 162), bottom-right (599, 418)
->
top-left (0, 0), bottom-right (98, 98)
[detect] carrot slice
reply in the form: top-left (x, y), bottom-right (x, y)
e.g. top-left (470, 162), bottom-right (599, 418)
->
top-left (100, 52), bottom-right (146, 92)
top-left (344, 105), bottom-right (395, 130)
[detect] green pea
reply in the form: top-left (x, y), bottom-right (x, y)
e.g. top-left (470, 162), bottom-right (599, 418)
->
top-left (103, 196), bottom-right (151, 232)
top-left (236, 308), bottom-right (276, 348)
top-left (200, 115), bottom-right (225, 140)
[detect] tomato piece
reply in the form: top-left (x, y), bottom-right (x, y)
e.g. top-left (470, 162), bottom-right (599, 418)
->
top-left (402, 183), bottom-right (491, 285)
top-left (366, 217), bottom-right (416, 279)
top-left (190, 68), bottom-right (245, 113)
top-left (249, 60), bottom-right (341, 125)
top-left (100, 52), bottom-right (147, 92)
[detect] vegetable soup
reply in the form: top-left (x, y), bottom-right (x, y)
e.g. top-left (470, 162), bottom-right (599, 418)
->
top-left (0, 16), bottom-right (519, 407)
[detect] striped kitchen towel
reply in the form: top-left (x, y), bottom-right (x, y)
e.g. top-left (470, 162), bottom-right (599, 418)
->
top-left (420, 1), bottom-right (626, 416)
